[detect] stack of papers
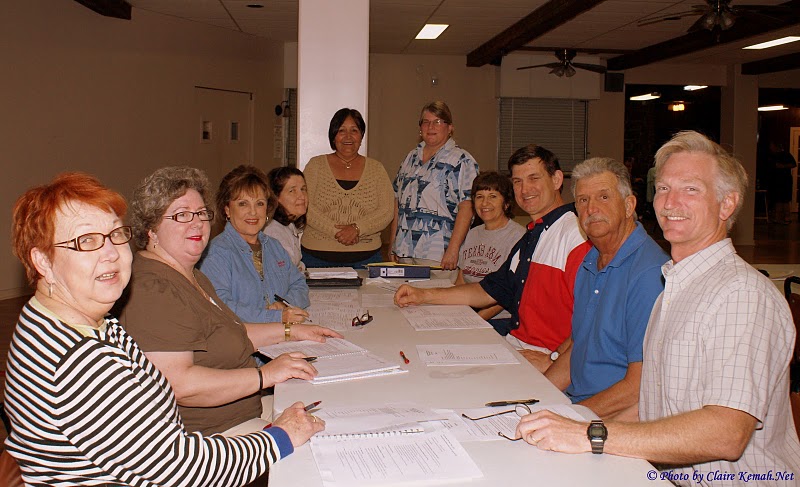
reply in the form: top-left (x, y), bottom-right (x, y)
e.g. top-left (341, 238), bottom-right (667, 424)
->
top-left (307, 267), bottom-right (358, 279)
top-left (258, 338), bottom-right (407, 384)
top-left (400, 305), bottom-right (492, 331)
top-left (311, 429), bottom-right (483, 486)
top-left (416, 344), bottom-right (520, 366)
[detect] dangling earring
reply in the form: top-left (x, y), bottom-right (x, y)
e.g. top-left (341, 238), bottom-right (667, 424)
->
top-left (48, 282), bottom-right (53, 298)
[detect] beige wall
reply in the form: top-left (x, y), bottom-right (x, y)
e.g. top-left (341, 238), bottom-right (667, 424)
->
top-left (367, 54), bottom-right (499, 176)
top-left (0, 1), bottom-right (285, 297)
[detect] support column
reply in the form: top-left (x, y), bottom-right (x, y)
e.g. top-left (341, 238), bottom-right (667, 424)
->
top-left (720, 64), bottom-right (757, 246)
top-left (297, 0), bottom-right (369, 169)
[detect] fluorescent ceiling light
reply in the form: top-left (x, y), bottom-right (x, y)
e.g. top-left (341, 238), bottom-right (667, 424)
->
top-left (629, 93), bottom-right (661, 101)
top-left (744, 36), bottom-right (800, 50)
top-left (415, 24), bottom-right (449, 40)
top-left (684, 85), bottom-right (708, 91)
top-left (758, 105), bottom-right (789, 112)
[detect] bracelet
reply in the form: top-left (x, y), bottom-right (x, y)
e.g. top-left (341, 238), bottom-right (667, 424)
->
top-left (285, 322), bottom-right (296, 341)
top-left (256, 366), bottom-right (263, 391)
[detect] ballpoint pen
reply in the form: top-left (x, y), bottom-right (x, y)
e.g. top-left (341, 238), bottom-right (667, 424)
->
top-left (485, 398), bottom-right (539, 407)
top-left (304, 400), bottom-right (322, 411)
top-left (303, 356), bottom-right (317, 362)
top-left (274, 294), bottom-right (292, 307)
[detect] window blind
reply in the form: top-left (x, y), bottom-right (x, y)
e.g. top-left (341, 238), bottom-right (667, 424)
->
top-left (497, 98), bottom-right (587, 174)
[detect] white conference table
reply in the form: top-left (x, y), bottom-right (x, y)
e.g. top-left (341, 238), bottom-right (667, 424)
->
top-left (270, 276), bottom-right (669, 486)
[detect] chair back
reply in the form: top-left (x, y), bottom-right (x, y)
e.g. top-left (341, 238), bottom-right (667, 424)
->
top-left (0, 450), bottom-right (23, 487)
top-left (784, 276), bottom-right (800, 363)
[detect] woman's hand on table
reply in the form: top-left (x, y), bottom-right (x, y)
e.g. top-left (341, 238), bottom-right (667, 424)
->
top-left (272, 401), bottom-right (326, 447)
top-left (334, 224), bottom-right (359, 245)
top-left (261, 352), bottom-right (318, 387)
top-left (440, 246), bottom-right (459, 270)
top-left (290, 324), bottom-right (343, 342)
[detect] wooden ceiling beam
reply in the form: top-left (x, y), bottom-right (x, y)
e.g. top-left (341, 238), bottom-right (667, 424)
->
top-left (607, 0), bottom-right (800, 71)
top-left (742, 52), bottom-right (800, 75)
top-left (72, 0), bottom-right (131, 20)
top-left (466, 0), bottom-right (608, 68)
top-left (514, 46), bottom-right (632, 55)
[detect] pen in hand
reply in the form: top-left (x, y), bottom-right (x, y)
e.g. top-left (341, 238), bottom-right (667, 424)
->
top-left (274, 294), bottom-right (292, 307)
top-left (303, 356), bottom-right (317, 363)
top-left (304, 400), bottom-right (322, 411)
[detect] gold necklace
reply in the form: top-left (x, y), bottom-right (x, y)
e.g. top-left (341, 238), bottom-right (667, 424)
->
top-left (334, 152), bottom-right (359, 169)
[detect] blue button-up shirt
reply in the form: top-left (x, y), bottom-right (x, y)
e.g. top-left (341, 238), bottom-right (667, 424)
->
top-left (199, 222), bottom-right (310, 323)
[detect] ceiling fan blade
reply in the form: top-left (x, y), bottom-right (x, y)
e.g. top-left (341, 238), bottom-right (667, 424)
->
top-left (517, 62), bottom-right (561, 71)
top-left (572, 62), bottom-right (607, 74)
top-left (687, 14), bottom-right (713, 32)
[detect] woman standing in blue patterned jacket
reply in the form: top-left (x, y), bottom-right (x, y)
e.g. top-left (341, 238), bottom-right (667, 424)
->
top-left (390, 101), bottom-right (480, 270)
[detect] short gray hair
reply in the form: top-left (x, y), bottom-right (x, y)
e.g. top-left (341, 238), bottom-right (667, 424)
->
top-left (571, 157), bottom-right (633, 199)
top-left (130, 166), bottom-right (211, 249)
top-left (654, 130), bottom-right (748, 230)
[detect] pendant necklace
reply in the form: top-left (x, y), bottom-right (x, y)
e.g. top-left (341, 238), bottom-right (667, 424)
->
top-left (335, 152), bottom-right (359, 169)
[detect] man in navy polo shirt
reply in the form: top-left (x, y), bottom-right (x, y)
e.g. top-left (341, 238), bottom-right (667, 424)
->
top-left (545, 157), bottom-right (667, 418)
top-left (395, 144), bottom-right (591, 372)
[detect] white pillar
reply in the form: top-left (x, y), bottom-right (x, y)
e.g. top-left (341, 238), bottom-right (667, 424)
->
top-left (297, 0), bottom-right (369, 169)
top-left (721, 64), bottom-right (758, 246)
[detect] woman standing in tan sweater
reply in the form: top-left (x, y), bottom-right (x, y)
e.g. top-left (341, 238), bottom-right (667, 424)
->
top-left (302, 108), bottom-right (394, 268)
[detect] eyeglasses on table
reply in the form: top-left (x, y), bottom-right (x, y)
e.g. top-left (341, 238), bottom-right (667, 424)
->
top-left (351, 310), bottom-right (373, 327)
top-left (461, 404), bottom-right (532, 441)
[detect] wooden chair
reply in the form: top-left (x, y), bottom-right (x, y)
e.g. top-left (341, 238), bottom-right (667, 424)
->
top-left (0, 450), bottom-right (23, 487)
top-left (783, 276), bottom-right (800, 441)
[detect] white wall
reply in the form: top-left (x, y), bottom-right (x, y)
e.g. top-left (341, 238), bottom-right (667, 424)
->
top-left (0, 1), bottom-right (285, 297)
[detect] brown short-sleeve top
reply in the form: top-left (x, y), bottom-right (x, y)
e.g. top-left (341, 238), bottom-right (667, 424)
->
top-left (119, 254), bottom-right (261, 434)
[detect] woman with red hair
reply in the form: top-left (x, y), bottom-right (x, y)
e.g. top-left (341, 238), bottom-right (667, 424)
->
top-left (5, 172), bottom-right (322, 486)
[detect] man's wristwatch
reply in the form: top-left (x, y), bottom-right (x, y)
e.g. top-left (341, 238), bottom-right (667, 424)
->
top-left (587, 420), bottom-right (608, 454)
top-left (549, 350), bottom-right (560, 361)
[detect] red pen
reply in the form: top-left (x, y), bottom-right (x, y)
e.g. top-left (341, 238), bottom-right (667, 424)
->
top-left (400, 351), bottom-right (410, 364)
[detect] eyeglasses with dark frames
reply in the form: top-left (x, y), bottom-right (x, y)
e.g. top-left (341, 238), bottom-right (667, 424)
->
top-left (163, 209), bottom-right (215, 223)
top-left (351, 310), bottom-right (373, 327)
top-left (54, 226), bottom-right (133, 252)
top-left (461, 404), bottom-right (532, 441)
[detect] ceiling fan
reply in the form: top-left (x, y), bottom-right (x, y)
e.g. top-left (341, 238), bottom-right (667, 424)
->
top-left (516, 49), bottom-right (607, 78)
top-left (638, 0), bottom-right (789, 33)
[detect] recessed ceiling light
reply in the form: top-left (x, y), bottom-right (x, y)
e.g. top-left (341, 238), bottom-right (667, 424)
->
top-left (684, 85), bottom-right (708, 91)
top-left (758, 105), bottom-right (789, 112)
top-left (247, 4), bottom-right (264, 8)
top-left (743, 36), bottom-right (800, 50)
top-left (629, 93), bottom-right (661, 101)
top-left (415, 24), bottom-right (449, 40)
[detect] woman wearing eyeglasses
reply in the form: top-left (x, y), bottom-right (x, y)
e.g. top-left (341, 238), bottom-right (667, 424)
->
top-left (302, 108), bottom-right (395, 268)
top-left (119, 166), bottom-right (337, 435)
top-left (391, 101), bottom-right (480, 270)
top-left (5, 173), bottom-right (323, 486)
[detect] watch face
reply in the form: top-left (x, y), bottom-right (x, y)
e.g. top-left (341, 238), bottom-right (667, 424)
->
top-left (588, 423), bottom-right (608, 440)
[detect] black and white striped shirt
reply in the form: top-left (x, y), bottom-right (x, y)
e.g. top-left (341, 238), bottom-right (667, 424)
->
top-left (4, 298), bottom-right (292, 486)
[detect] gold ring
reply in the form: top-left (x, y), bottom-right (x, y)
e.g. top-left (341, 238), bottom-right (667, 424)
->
top-left (312, 415), bottom-right (317, 423)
